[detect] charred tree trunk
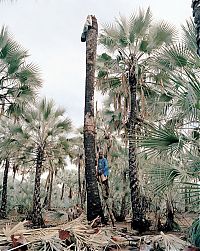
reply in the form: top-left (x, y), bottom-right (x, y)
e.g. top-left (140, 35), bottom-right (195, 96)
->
top-left (32, 146), bottom-right (44, 227)
top-left (83, 15), bottom-right (104, 222)
top-left (128, 63), bottom-right (148, 233)
top-left (192, 0), bottom-right (200, 55)
top-left (0, 159), bottom-right (9, 219)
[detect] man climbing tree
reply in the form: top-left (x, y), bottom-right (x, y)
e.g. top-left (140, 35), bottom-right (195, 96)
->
top-left (81, 15), bottom-right (104, 222)
top-left (96, 151), bottom-right (109, 199)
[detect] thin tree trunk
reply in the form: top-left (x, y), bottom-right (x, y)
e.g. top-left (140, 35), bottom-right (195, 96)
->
top-left (43, 171), bottom-right (50, 208)
top-left (32, 146), bottom-right (44, 227)
top-left (0, 159), bottom-right (9, 219)
top-left (60, 183), bottom-right (65, 200)
top-left (128, 63), bottom-right (148, 232)
top-left (164, 198), bottom-right (179, 231)
top-left (46, 170), bottom-right (53, 210)
top-left (119, 170), bottom-right (127, 221)
top-left (81, 179), bottom-right (86, 206)
top-left (78, 156), bottom-right (82, 205)
top-left (192, 0), bottom-right (200, 55)
top-left (83, 15), bottom-right (104, 222)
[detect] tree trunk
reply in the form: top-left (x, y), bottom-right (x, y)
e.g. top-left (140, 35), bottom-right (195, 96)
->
top-left (78, 156), bottom-right (82, 205)
top-left (164, 199), bottom-right (179, 231)
top-left (192, 0), bottom-right (200, 55)
top-left (83, 15), bottom-right (104, 222)
top-left (0, 159), bottom-right (9, 219)
top-left (128, 64), bottom-right (148, 232)
top-left (47, 169), bottom-right (53, 210)
top-left (32, 146), bottom-right (44, 227)
top-left (60, 183), bottom-right (65, 200)
top-left (119, 170), bottom-right (128, 221)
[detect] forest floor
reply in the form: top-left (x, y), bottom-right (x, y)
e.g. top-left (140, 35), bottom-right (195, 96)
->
top-left (0, 210), bottom-right (198, 250)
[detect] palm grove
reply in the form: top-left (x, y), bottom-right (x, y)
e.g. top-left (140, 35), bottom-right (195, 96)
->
top-left (0, 5), bottom-right (199, 247)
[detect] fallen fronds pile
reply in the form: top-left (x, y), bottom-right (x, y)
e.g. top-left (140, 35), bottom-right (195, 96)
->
top-left (0, 215), bottom-right (191, 251)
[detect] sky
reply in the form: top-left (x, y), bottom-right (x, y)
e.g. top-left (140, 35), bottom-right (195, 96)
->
top-left (0, 0), bottom-right (192, 127)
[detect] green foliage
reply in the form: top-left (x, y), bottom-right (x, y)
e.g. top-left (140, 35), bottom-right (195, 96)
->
top-left (188, 218), bottom-right (200, 247)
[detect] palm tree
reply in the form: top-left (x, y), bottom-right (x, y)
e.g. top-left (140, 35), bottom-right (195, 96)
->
top-left (97, 8), bottom-right (176, 231)
top-left (136, 19), bottom-right (200, 229)
top-left (82, 15), bottom-right (104, 221)
top-left (0, 119), bottom-right (27, 218)
top-left (21, 98), bottom-right (72, 226)
top-left (0, 26), bottom-right (41, 218)
top-left (0, 26), bottom-right (41, 116)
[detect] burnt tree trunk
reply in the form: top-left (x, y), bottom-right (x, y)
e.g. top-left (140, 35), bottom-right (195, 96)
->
top-left (192, 0), bottom-right (200, 55)
top-left (0, 159), bottom-right (9, 219)
top-left (83, 15), bottom-right (104, 221)
top-left (32, 145), bottom-right (44, 227)
top-left (128, 63), bottom-right (148, 233)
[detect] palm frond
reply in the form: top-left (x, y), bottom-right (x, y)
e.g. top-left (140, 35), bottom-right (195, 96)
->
top-left (138, 124), bottom-right (184, 156)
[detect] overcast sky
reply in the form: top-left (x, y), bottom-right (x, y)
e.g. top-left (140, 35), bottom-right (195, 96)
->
top-left (0, 0), bottom-right (192, 127)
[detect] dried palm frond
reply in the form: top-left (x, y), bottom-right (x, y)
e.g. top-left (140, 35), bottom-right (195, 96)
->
top-left (2, 221), bottom-right (27, 241)
top-left (152, 231), bottom-right (189, 251)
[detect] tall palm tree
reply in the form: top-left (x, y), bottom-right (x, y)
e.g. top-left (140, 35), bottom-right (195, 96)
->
top-left (0, 26), bottom-right (41, 116)
top-left (97, 8), bottom-right (176, 231)
top-left (82, 15), bottom-right (104, 221)
top-left (21, 98), bottom-right (72, 226)
top-left (0, 26), bottom-right (41, 218)
top-left (137, 19), bottom-right (200, 228)
top-left (0, 119), bottom-right (27, 218)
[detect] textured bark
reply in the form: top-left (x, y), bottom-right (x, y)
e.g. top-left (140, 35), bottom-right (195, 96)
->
top-left (32, 146), bottom-right (44, 227)
top-left (128, 63), bottom-right (148, 232)
top-left (192, 0), bottom-right (200, 55)
top-left (0, 159), bottom-right (9, 219)
top-left (83, 15), bottom-right (104, 221)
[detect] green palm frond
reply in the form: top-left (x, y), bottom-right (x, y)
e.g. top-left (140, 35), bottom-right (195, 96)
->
top-left (138, 124), bottom-right (185, 156)
top-left (148, 166), bottom-right (181, 193)
top-left (147, 21), bottom-right (177, 51)
top-left (182, 182), bottom-right (200, 205)
top-left (188, 218), bottom-right (200, 247)
top-left (181, 18), bottom-right (197, 56)
top-left (129, 7), bottom-right (152, 39)
top-left (0, 26), bottom-right (8, 49)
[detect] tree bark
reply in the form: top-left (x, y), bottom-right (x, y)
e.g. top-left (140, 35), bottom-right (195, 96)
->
top-left (128, 63), bottom-right (148, 232)
top-left (32, 146), bottom-right (44, 227)
top-left (0, 158), bottom-right (9, 219)
top-left (83, 15), bottom-right (104, 222)
top-left (192, 0), bottom-right (200, 55)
